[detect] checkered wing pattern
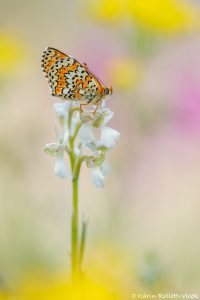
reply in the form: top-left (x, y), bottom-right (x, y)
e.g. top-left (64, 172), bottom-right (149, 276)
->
top-left (41, 47), bottom-right (100, 103)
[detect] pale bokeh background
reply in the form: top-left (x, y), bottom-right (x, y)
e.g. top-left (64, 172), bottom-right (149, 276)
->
top-left (0, 0), bottom-right (200, 295)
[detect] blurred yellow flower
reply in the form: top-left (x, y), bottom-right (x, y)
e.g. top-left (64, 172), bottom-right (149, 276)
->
top-left (0, 293), bottom-right (8, 300)
top-left (89, 0), bottom-right (199, 34)
top-left (0, 245), bottom-right (132, 299)
top-left (108, 58), bottom-right (141, 89)
top-left (127, 0), bottom-right (199, 33)
top-left (88, 0), bottom-right (125, 22)
top-left (5, 275), bottom-right (123, 300)
top-left (0, 32), bottom-right (24, 78)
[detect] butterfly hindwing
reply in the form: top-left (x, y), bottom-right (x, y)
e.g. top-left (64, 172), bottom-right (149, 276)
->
top-left (42, 47), bottom-right (100, 102)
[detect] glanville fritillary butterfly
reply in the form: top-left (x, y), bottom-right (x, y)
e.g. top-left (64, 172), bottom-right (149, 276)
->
top-left (41, 47), bottom-right (112, 113)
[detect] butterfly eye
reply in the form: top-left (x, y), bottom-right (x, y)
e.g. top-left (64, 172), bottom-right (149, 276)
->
top-left (104, 88), bottom-right (109, 95)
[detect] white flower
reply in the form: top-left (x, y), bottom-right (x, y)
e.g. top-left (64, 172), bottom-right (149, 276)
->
top-left (55, 126), bottom-right (63, 142)
top-left (78, 124), bottom-right (96, 147)
top-left (91, 161), bottom-right (111, 188)
top-left (91, 167), bottom-right (105, 188)
top-left (99, 126), bottom-right (120, 149)
top-left (45, 100), bottom-right (119, 187)
top-left (54, 102), bottom-right (71, 126)
top-left (54, 152), bottom-right (70, 179)
top-left (44, 143), bottom-right (70, 179)
top-left (100, 160), bottom-right (111, 176)
top-left (101, 108), bottom-right (113, 125)
top-left (92, 107), bottom-right (113, 128)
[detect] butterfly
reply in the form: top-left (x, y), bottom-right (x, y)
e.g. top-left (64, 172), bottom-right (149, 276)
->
top-left (41, 47), bottom-right (112, 112)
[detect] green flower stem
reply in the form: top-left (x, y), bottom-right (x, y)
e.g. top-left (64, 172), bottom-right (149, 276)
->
top-left (68, 106), bottom-right (80, 132)
top-left (68, 108), bottom-right (86, 280)
top-left (79, 218), bottom-right (87, 273)
top-left (73, 156), bottom-right (87, 180)
top-left (70, 154), bottom-right (87, 279)
top-left (71, 169), bottom-right (79, 279)
top-left (71, 120), bottom-right (83, 144)
top-left (69, 143), bottom-right (79, 280)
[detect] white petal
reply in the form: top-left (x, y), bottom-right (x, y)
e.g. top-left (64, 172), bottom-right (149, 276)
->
top-left (100, 126), bottom-right (120, 149)
top-left (70, 100), bottom-right (80, 107)
top-left (74, 146), bottom-right (81, 157)
top-left (71, 112), bottom-right (81, 135)
top-left (91, 167), bottom-right (105, 188)
top-left (54, 152), bottom-right (70, 179)
top-left (63, 127), bottom-right (69, 147)
top-left (55, 126), bottom-right (63, 142)
top-left (93, 108), bottom-right (113, 128)
top-left (78, 124), bottom-right (95, 145)
top-left (80, 111), bottom-right (94, 122)
top-left (54, 102), bottom-right (70, 119)
top-left (102, 108), bottom-right (114, 125)
top-left (100, 161), bottom-right (111, 176)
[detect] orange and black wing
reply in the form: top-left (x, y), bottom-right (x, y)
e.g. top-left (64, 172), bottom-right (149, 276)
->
top-left (41, 47), bottom-right (100, 103)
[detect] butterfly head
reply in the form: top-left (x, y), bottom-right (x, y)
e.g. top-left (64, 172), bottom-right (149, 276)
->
top-left (104, 86), bottom-right (113, 97)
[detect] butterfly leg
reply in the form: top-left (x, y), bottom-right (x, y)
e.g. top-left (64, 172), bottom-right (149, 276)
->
top-left (80, 103), bottom-right (99, 115)
top-left (99, 100), bottom-right (103, 110)
top-left (93, 103), bottom-right (100, 116)
top-left (80, 103), bottom-right (89, 112)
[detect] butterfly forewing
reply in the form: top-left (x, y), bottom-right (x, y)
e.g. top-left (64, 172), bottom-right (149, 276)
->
top-left (42, 47), bottom-right (100, 103)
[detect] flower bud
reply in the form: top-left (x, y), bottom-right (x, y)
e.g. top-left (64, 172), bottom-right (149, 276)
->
top-left (44, 143), bottom-right (63, 157)
top-left (86, 150), bottom-right (105, 168)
